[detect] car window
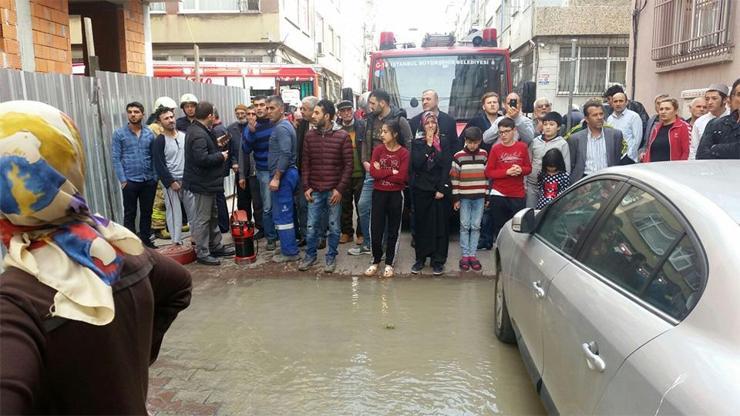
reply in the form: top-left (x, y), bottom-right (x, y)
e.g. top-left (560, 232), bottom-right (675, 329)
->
top-left (643, 235), bottom-right (704, 320)
top-left (581, 187), bottom-right (683, 294)
top-left (580, 186), bottom-right (705, 320)
top-left (537, 179), bottom-right (620, 255)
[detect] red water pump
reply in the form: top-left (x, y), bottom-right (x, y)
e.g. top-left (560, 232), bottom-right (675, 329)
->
top-left (230, 209), bottom-right (256, 264)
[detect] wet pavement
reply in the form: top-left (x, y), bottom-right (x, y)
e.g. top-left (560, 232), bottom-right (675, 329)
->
top-left (147, 233), bottom-right (544, 415)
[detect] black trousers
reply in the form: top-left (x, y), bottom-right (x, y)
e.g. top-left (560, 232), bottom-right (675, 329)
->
top-left (234, 173), bottom-right (263, 229)
top-left (490, 196), bottom-right (526, 243)
top-left (216, 192), bottom-right (229, 233)
top-left (371, 190), bottom-right (404, 265)
top-left (413, 189), bottom-right (450, 267)
top-left (122, 179), bottom-right (157, 241)
top-left (341, 176), bottom-right (364, 236)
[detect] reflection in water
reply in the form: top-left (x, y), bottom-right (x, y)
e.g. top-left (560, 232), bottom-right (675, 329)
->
top-left (153, 277), bottom-right (544, 415)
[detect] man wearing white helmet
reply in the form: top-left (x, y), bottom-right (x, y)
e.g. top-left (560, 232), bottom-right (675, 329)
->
top-left (176, 93), bottom-right (199, 133)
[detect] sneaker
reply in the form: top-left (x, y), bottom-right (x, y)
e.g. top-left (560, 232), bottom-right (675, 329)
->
top-left (318, 239), bottom-right (327, 250)
top-left (348, 246), bottom-right (371, 256)
top-left (297, 238), bottom-right (307, 247)
top-left (459, 257), bottom-right (471, 271)
top-left (265, 240), bottom-right (276, 251)
top-left (298, 257), bottom-right (317, 271)
top-left (469, 257), bottom-right (482, 271)
top-left (196, 256), bottom-right (221, 266)
top-left (254, 229), bottom-right (264, 240)
top-left (432, 265), bottom-right (444, 276)
top-left (324, 260), bottom-right (336, 273)
top-left (382, 265), bottom-right (395, 278)
top-left (273, 253), bottom-right (300, 263)
top-left (339, 233), bottom-right (352, 244)
top-left (411, 260), bottom-right (425, 274)
top-left (211, 246), bottom-right (235, 257)
top-left (143, 240), bottom-right (157, 249)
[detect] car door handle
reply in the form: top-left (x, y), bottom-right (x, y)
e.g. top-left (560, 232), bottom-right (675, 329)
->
top-left (581, 342), bottom-right (606, 372)
top-left (532, 281), bottom-right (545, 299)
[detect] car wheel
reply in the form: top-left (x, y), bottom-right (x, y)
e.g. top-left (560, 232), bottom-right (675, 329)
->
top-left (494, 263), bottom-right (516, 344)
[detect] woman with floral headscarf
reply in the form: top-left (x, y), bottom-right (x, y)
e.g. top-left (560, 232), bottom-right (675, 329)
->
top-left (0, 101), bottom-right (192, 414)
top-left (409, 112), bottom-right (453, 276)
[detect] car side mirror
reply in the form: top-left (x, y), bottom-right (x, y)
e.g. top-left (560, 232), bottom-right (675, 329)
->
top-left (410, 97), bottom-right (419, 108)
top-left (511, 208), bottom-right (536, 234)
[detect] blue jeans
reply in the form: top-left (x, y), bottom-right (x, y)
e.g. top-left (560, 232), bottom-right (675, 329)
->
top-left (305, 191), bottom-right (342, 262)
top-left (357, 175), bottom-right (374, 249)
top-left (459, 198), bottom-right (485, 258)
top-left (256, 170), bottom-right (277, 242)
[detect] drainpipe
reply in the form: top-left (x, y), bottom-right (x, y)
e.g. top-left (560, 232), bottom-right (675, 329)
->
top-left (143, 1), bottom-right (154, 76)
top-left (630, 0), bottom-right (647, 98)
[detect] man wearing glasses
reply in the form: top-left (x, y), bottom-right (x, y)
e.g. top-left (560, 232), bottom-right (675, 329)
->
top-left (533, 97), bottom-right (552, 134)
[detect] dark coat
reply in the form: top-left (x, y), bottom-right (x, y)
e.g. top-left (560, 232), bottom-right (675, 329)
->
top-left (697, 110), bottom-right (740, 159)
top-left (410, 137), bottom-right (453, 196)
top-left (175, 116), bottom-right (192, 133)
top-left (460, 112), bottom-right (496, 152)
top-left (151, 133), bottom-right (176, 188)
top-left (302, 125), bottom-right (354, 193)
top-left (0, 250), bottom-right (191, 415)
top-left (296, 119), bottom-right (310, 170)
top-left (361, 107), bottom-right (413, 163)
top-left (183, 121), bottom-right (226, 194)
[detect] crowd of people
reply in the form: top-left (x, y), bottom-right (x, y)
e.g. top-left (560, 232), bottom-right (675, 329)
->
top-left (109, 78), bottom-right (740, 277)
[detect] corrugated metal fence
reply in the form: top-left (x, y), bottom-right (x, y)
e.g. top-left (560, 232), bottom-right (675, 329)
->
top-left (0, 68), bottom-right (248, 268)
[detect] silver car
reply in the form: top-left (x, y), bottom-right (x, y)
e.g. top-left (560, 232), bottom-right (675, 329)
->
top-left (494, 161), bottom-right (740, 415)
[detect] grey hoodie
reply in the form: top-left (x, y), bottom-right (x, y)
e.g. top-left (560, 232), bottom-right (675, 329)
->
top-left (527, 134), bottom-right (571, 184)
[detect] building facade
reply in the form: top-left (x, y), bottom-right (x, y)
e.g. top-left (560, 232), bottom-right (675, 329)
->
top-left (149, 0), bottom-right (369, 100)
top-left (629, 0), bottom-right (738, 116)
top-left (454, 0), bottom-right (631, 114)
top-left (1, 0), bottom-right (153, 75)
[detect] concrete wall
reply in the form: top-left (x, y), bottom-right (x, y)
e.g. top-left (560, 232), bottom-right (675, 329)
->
top-left (150, 11), bottom-right (280, 45)
top-left (534, 3), bottom-right (630, 37)
top-left (629, 0), bottom-right (739, 113)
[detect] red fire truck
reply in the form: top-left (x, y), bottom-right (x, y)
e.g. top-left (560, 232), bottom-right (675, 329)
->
top-left (369, 29), bottom-right (512, 134)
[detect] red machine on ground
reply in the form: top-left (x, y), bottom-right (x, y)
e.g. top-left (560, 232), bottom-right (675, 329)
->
top-left (369, 29), bottom-right (513, 134)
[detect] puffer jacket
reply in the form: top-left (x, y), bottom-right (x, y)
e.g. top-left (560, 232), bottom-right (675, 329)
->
top-left (301, 124), bottom-right (353, 193)
top-left (183, 121), bottom-right (225, 194)
top-left (361, 106), bottom-right (413, 164)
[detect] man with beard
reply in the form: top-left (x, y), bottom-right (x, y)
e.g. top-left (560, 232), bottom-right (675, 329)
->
top-left (151, 106), bottom-right (192, 245)
top-left (111, 101), bottom-right (157, 248)
top-left (299, 99), bottom-right (353, 273)
top-left (461, 92), bottom-right (502, 153)
top-left (349, 89), bottom-right (412, 256)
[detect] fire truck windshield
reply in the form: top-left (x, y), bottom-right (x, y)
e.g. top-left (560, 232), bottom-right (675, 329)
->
top-left (371, 54), bottom-right (508, 122)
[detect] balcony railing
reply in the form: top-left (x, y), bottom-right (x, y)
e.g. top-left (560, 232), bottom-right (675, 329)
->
top-left (651, 0), bottom-right (733, 68)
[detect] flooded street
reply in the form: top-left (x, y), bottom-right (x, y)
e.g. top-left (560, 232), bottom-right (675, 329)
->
top-left (148, 272), bottom-right (544, 415)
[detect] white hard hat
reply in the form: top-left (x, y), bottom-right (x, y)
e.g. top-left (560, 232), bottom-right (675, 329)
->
top-left (179, 93), bottom-right (199, 107)
top-left (153, 96), bottom-right (177, 112)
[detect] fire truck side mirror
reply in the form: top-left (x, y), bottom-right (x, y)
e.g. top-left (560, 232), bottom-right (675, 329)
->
top-left (410, 97), bottom-right (419, 108)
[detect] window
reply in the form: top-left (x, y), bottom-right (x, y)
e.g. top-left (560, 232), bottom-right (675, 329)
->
top-left (558, 46), bottom-right (628, 95)
top-left (537, 179), bottom-right (621, 256)
top-left (580, 187), bottom-right (705, 320)
top-left (181, 0), bottom-right (239, 12)
top-left (336, 35), bottom-right (341, 60)
top-left (299, 0), bottom-right (310, 32)
top-left (328, 26), bottom-right (335, 56)
top-left (243, 0), bottom-right (260, 12)
top-left (652, 0), bottom-right (732, 68)
top-left (149, 3), bottom-right (165, 12)
top-left (316, 15), bottom-right (324, 44)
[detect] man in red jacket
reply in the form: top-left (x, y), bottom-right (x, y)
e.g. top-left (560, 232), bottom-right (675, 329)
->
top-left (485, 117), bottom-right (532, 244)
top-left (299, 99), bottom-right (354, 273)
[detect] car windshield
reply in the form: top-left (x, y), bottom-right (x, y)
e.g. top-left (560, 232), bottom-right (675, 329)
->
top-left (371, 54), bottom-right (508, 121)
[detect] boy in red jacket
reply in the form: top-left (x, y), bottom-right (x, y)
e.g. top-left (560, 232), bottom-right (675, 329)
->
top-left (485, 117), bottom-right (532, 243)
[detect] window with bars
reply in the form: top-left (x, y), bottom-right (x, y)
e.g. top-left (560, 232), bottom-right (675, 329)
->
top-left (172, 0), bottom-right (260, 12)
top-left (652, 0), bottom-right (732, 67)
top-left (558, 46), bottom-right (628, 95)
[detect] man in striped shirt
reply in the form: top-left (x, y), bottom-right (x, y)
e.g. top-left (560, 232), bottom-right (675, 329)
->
top-left (450, 127), bottom-right (488, 271)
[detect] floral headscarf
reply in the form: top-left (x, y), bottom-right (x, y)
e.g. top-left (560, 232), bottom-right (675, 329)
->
top-left (422, 111), bottom-right (441, 152)
top-left (0, 101), bottom-right (143, 325)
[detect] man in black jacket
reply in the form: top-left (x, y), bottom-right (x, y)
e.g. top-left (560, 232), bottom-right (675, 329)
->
top-left (697, 78), bottom-right (740, 160)
top-left (409, 89), bottom-right (459, 152)
top-left (460, 91), bottom-right (501, 152)
top-left (183, 102), bottom-right (235, 265)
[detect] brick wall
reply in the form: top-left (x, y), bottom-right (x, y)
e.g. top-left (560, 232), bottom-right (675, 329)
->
top-left (123, 0), bottom-right (145, 75)
top-left (0, 0), bottom-right (20, 69)
top-left (30, 0), bottom-right (71, 74)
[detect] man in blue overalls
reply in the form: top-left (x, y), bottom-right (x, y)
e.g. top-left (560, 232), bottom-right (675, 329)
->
top-left (266, 95), bottom-right (301, 262)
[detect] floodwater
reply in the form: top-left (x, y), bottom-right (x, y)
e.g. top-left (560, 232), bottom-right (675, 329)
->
top-left (150, 276), bottom-right (544, 415)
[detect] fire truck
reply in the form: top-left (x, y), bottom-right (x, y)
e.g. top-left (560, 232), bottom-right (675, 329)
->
top-left (369, 29), bottom-right (513, 134)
